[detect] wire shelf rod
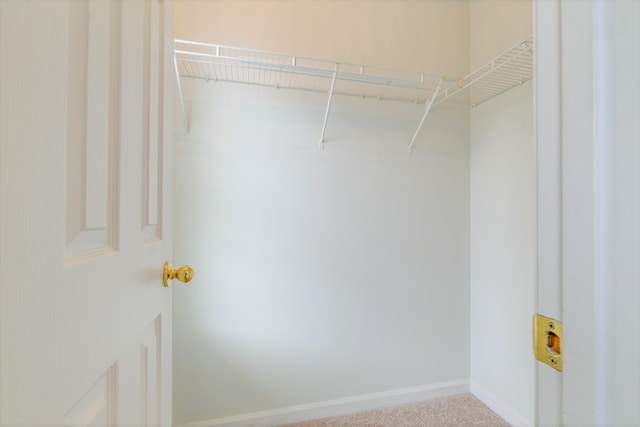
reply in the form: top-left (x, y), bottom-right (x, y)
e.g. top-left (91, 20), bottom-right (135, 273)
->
top-left (177, 74), bottom-right (431, 105)
top-left (177, 55), bottom-right (442, 90)
top-left (469, 73), bottom-right (532, 91)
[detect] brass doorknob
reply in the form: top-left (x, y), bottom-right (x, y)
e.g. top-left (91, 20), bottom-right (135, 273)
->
top-left (163, 262), bottom-right (194, 287)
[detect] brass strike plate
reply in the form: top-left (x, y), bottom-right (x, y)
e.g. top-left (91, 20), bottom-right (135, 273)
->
top-left (533, 314), bottom-right (563, 372)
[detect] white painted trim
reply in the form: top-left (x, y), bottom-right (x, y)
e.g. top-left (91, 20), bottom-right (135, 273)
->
top-left (175, 379), bottom-right (470, 427)
top-left (471, 381), bottom-right (532, 427)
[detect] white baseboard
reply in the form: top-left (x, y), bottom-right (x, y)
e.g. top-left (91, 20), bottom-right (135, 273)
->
top-left (175, 379), bottom-right (470, 427)
top-left (470, 381), bottom-right (532, 427)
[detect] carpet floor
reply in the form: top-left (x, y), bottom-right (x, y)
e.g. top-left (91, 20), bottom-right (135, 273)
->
top-left (284, 393), bottom-right (511, 426)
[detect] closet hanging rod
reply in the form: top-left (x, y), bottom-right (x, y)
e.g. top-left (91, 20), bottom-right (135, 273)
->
top-left (175, 53), bottom-right (446, 91)
top-left (175, 55), bottom-right (441, 90)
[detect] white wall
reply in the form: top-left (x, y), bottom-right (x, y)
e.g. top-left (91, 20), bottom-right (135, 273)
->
top-left (469, 0), bottom-right (536, 425)
top-left (469, 81), bottom-right (535, 426)
top-left (469, 0), bottom-right (533, 70)
top-left (468, 2), bottom-right (535, 425)
top-left (173, 80), bottom-right (470, 424)
top-left (174, 0), bottom-right (469, 78)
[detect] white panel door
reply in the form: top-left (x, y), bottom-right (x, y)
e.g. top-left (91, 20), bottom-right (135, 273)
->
top-left (0, 0), bottom-right (175, 425)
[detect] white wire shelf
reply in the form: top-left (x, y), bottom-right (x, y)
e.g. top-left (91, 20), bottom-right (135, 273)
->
top-left (435, 35), bottom-right (533, 107)
top-left (175, 40), bottom-right (449, 103)
top-left (174, 35), bottom-right (533, 150)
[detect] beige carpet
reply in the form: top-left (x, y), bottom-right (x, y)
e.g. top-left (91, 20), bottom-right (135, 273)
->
top-left (284, 393), bottom-right (510, 426)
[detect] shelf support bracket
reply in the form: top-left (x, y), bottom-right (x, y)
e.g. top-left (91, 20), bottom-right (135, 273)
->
top-left (319, 65), bottom-right (339, 150)
top-left (174, 48), bottom-right (189, 133)
top-left (408, 78), bottom-right (443, 154)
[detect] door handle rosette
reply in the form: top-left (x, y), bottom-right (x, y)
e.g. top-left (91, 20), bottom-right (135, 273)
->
top-left (163, 262), bottom-right (194, 287)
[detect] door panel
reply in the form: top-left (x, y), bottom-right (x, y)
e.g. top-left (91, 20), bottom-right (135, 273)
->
top-left (140, 316), bottom-right (163, 426)
top-left (65, 0), bottom-right (120, 261)
top-left (0, 0), bottom-right (174, 425)
top-left (141, 0), bottom-right (165, 243)
top-left (63, 366), bottom-right (118, 427)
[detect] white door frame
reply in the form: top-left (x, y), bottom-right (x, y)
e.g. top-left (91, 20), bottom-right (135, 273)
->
top-left (535, 0), bottom-right (640, 425)
top-left (534, 0), bottom-right (563, 424)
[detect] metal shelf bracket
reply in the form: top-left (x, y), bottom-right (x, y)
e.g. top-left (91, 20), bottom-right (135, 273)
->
top-left (319, 65), bottom-right (339, 150)
top-left (174, 42), bottom-right (189, 133)
top-left (408, 78), bottom-right (444, 154)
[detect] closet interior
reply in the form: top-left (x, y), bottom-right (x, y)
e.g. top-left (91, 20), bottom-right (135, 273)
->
top-left (172, 3), bottom-right (535, 425)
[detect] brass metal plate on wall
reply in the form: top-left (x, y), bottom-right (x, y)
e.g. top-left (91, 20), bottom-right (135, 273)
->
top-left (533, 314), bottom-right (563, 371)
